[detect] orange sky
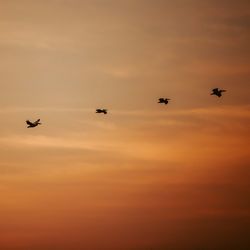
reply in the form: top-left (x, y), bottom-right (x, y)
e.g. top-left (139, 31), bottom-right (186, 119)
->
top-left (0, 0), bottom-right (250, 249)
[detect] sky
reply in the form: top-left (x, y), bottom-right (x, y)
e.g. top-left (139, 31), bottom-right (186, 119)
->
top-left (0, 0), bottom-right (250, 249)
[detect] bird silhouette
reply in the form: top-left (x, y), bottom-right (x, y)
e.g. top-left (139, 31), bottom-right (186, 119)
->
top-left (158, 98), bottom-right (170, 105)
top-left (211, 88), bottom-right (226, 97)
top-left (96, 109), bottom-right (108, 114)
top-left (26, 119), bottom-right (41, 128)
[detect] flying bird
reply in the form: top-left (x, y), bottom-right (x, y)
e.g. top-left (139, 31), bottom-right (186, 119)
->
top-left (96, 109), bottom-right (108, 114)
top-left (211, 88), bottom-right (226, 97)
top-left (158, 98), bottom-right (170, 105)
top-left (26, 119), bottom-right (42, 128)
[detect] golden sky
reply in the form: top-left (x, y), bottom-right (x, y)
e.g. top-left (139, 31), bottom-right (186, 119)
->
top-left (0, 0), bottom-right (250, 249)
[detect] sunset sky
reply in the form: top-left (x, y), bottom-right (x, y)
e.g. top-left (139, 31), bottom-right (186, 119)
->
top-left (0, 0), bottom-right (250, 249)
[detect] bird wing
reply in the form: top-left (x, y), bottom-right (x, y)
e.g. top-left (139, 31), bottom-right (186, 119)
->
top-left (212, 88), bottom-right (218, 92)
top-left (158, 98), bottom-right (164, 102)
top-left (35, 119), bottom-right (40, 123)
top-left (26, 120), bottom-right (33, 126)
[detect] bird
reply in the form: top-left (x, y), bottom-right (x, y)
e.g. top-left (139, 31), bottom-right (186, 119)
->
top-left (26, 119), bottom-right (42, 128)
top-left (158, 98), bottom-right (170, 105)
top-left (96, 109), bottom-right (108, 114)
top-left (211, 88), bottom-right (226, 97)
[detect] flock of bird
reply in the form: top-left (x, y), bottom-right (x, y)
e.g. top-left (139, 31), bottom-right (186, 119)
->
top-left (25, 88), bottom-right (226, 128)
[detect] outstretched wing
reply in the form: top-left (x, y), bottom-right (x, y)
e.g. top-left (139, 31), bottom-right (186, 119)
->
top-left (26, 120), bottom-right (34, 126)
top-left (212, 88), bottom-right (218, 92)
top-left (35, 119), bottom-right (40, 124)
top-left (158, 98), bottom-right (164, 102)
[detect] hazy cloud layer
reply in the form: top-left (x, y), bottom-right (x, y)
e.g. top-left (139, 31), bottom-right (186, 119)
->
top-left (0, 0), bottom-right (250, 249)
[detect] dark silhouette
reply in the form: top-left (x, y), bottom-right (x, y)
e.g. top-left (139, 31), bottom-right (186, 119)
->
top-left (158, 98), bottom-right (170, 105)
top-left (96, 109), bottom-right (108, 114)
top-left (26, 119), bottom-right (41, 128)
top-left (211, 88), bottom-right (226, 97)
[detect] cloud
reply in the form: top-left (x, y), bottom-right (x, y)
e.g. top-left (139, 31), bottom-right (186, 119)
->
top-left (0, 134), bottom-right (111, 151)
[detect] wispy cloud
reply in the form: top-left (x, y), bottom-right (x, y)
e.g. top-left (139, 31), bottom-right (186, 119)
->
top-left (0, 134), bottom-right (112, 151)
